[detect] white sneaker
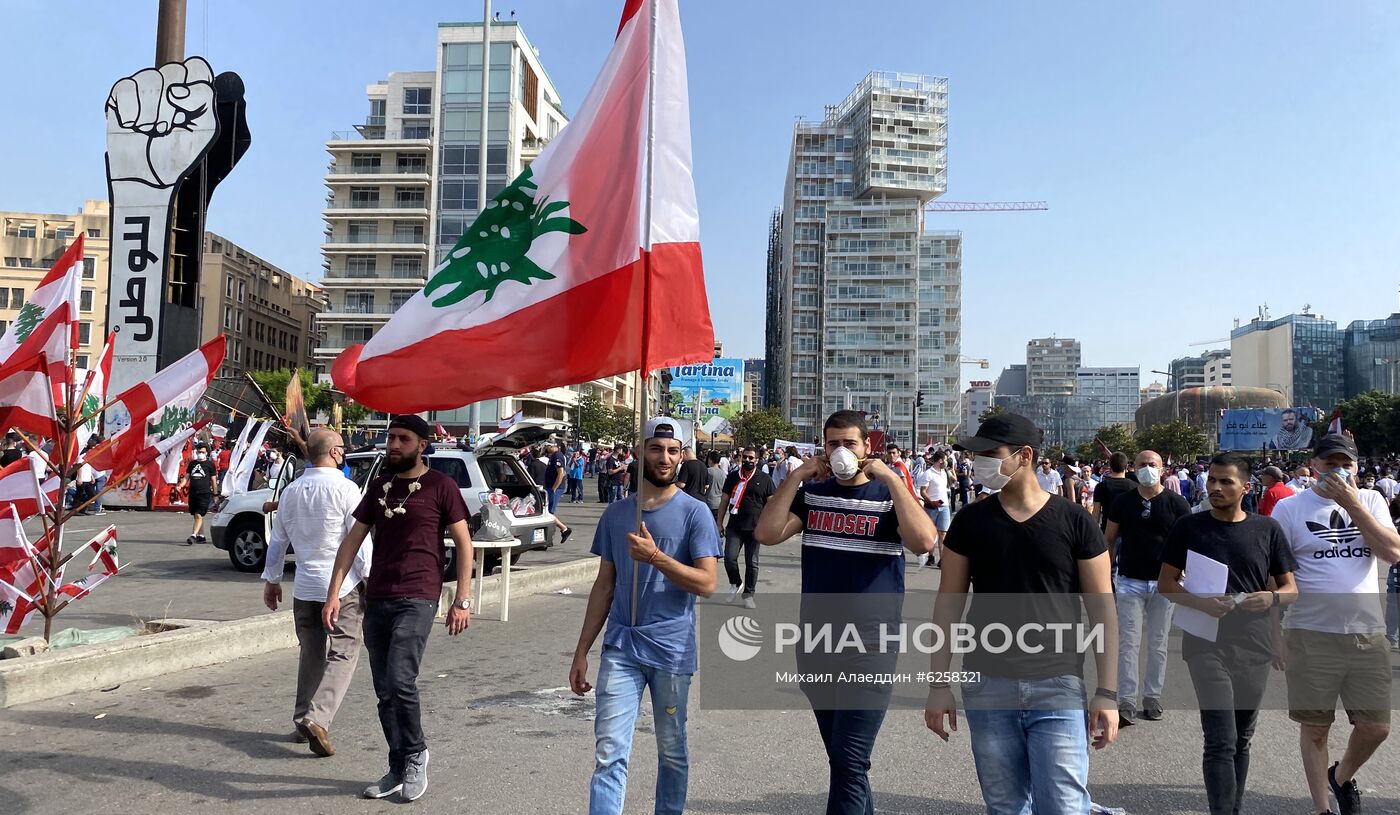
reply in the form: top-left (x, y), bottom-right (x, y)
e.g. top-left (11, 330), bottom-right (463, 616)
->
top-left (915, 553), bottom-right (929, 569)
top-left (743, 596), bottom-right (756, 609)
top-left (726, 584), bottom-right (742, 603)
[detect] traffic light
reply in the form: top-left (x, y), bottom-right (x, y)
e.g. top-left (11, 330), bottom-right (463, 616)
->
top-left (916, 390), bottom-right (925, 408)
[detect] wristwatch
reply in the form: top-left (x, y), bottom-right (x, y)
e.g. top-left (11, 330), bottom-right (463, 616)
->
top-left (452, 598), bottom-right (472, 610)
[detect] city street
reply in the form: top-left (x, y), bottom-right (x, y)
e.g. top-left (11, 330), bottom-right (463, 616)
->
top-left (16, 500), bottom-right (607, 633)
top-left (4, 525), bottom-right (1400, 814)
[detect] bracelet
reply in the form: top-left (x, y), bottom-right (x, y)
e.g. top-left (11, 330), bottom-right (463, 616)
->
top-left (928, 681), bottom-right (951, 690)
top-left (648, 548), bottom-right (660, 565)
top-left (1093, 687), bottom-right (1118, 702)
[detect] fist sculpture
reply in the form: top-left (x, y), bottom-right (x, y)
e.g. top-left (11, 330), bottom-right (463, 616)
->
top-left (105, 57), bottom-right (218, 192)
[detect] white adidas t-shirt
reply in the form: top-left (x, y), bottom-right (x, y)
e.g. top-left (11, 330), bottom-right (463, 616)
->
top-left (1272, 487), bottom-right (1391, 634)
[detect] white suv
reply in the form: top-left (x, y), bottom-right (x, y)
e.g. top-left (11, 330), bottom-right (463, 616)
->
top-left (209, 419), bottom-right (567, 575)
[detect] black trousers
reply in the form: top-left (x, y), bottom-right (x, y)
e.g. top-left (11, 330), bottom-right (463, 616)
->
top-left (362, 597), bottom-right (436, 771)
top-left (724, 526), bottom-right (760, 596)
top-left (1187, 650), bottom-right (1270, 815)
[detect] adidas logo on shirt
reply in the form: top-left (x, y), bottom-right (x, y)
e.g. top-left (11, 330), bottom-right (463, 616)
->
top-left (1305, 510), bottom-right (1361, 546)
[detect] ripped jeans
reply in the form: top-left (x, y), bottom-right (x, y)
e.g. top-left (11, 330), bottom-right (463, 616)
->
top-left (590, 646), bottom-right (692, 815)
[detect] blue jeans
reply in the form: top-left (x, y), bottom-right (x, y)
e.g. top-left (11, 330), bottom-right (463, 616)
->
top-left (1116, 576), bottom-right (1174, 706)
top-left (1387, 564), bottom-right (1400, 645)
top-left (962, 675), bottom-right (1091, 815)
top-left (590, 647), bottom-right (691, 815)
top-left (610, 484), bottom-right (624, 503)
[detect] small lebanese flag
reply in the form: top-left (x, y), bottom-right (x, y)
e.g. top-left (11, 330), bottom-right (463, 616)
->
top-left (0, 505), bottom-right (34, 568)
top-left (144, 421), bottom-right (209, 487)
top-left (0, 457), bottom-right (57, 521)
top-left (499, 410), bottom-right (524, 431)
top-left (0, 302), bottom-right (76, 440)
top-left (0, 556), bottom-right (44, 634)
top-left (1328, 409), bottom-right (1342, 436)
top-left (333, 0), bottom-right (712, 411)
top-left (83, 526), bottom-right (119, 576)
top-left (73, 332), bottom-right (116, 451)
top-left (84, 336), bottom-right (225, 476)
top-left (0, 235), bottom-right (82, 367)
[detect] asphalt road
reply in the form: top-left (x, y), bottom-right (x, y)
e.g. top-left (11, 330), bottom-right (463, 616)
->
top-left (5, 524), bottom-right (1400, 813)
top-left (9, 498), bottom-right (609, 635)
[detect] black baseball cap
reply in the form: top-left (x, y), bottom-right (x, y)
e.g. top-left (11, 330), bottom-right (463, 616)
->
top-left (1313, 433), bottom-right (1358, 462)
top-left (387, 414), bottom-right (432, 441)
top-left (954, 413), bottom-right (1044, 453)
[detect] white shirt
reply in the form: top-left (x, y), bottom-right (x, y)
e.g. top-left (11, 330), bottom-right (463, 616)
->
top-left (76, 463), bottom-right (95, 484)
top-left (1035, 468), bottom-right (1063, 494)
top-left (918, 467), bottom-right (949, 504)
top-left (1273, 486), bottom-right (1390, 635)
top-left (1377, 477), bottom-right (1397, 502)
top-left (773, 455), bottom-right (803, 488)
top-left (1285, 477), bottom-right (1313, 494)
top-left (262, 466), bottom-right (369, 601)
top-left (717, 456), bottom-right (730, 474)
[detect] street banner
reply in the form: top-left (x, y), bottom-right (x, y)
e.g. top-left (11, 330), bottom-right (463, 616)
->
top-left (774, 438), bottom-right (817, 456)
top-left (1218, 407), bottom-right (1322, 451)
top-left (334, 0), bottom-right (712, 411)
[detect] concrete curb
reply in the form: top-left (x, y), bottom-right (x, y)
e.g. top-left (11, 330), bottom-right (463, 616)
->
top-left (0, 558), bottom-right (601, 709)
top-left (436, 556), bottom-right (599, 615)
top-left (0, 614), bottom-right (297, 708)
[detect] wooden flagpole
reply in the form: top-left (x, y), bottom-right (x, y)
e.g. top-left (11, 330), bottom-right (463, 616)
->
top-left (631, 0), bottom-right (661, 628)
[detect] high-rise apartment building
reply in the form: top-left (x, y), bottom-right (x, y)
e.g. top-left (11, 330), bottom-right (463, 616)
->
top-left (315, 21), bottom-right (605, 433)
top-left (1167, 349), bottom-right (1229, 392)
top-left (1026, 338), bottom-right (1081, 396)
top-left (1141, 381), bottom-right (1167, 401)
top-left (960, 381), bottom-right (993, 435)
top-left (0, 201), bottom-right (109, 370)
top-left (1230, 311), bottom-right (1343, 408)
top-left (768, 72), bottom-right (958, 444)
top-left (198, 233), bottom-right (324, 379)
top-left (1074, 366), bottom-right (1141, 426)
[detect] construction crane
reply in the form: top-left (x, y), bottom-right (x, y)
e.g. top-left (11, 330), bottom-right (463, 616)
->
top-left (925, 201), bottom-right (1048, 212)
top-left (959, 356), bottom-right (990, 369)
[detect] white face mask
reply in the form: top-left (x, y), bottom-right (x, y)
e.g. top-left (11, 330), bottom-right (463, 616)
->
top-left (829, 447), bottom-right (861, 481)
top-left (973, 449), bottom-right (1023, 490)
top-left (1136, 465), bottom-right (1161, 487)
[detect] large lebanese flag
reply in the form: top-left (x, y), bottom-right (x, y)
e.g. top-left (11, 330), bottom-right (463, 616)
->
top-left (333, 0), bottom-right (712, 411)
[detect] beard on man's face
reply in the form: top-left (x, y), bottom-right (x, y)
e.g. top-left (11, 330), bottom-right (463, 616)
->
top-left (385, 449), bottom-right (420, 474)
top-left (644, 459), bottom-right (675, 488)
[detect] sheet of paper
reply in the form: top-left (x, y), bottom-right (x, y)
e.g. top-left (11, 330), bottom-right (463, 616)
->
top-left (1172, 549), bottom-right (1230, 643)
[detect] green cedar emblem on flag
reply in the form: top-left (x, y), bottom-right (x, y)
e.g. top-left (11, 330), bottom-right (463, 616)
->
top-left (424, 167), bottom-right (587, 308)
top-left (11, 302), bottom-right (43, 343)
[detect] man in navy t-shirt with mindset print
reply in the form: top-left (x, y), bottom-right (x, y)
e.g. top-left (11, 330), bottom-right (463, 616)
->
top-left (757, 409), bottom-right (937, 815)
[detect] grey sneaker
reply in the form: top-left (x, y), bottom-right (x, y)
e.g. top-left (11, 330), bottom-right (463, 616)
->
top-left (743, 596), bottom-right (756, 609)
top-left (362, 771), bottom-right (403, 799)
top-left (401, 749), bottom-right (429, 802)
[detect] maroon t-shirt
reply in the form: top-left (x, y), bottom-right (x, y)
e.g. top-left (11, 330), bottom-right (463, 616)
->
top-left (354, 468), bottom-right (468, 601)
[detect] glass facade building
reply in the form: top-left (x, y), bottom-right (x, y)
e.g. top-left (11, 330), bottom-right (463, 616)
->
top-left (769, 72), bottom-right (959, 444)
top-left (1343, 315), bottom-right (1400, 397)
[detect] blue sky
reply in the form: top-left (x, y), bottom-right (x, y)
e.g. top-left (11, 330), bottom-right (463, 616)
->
top-left (3, 0), bottom-right (1398, 389)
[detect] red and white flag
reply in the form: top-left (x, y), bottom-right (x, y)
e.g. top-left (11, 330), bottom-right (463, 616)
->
top-left (0, 557), bottom-right (43, 634)
top-left (0, 505), bottom-right (36, 568)
top-left (82, 526), bottom-right (119, 576)
top-left (55, 569), bottom-right (119, 605)
top-left (0, 302), bottom-right (74, 439)
top-left (73, 332), bottom-right (116, 451)
top-left (0, 235), bottom-right (82, 368)
top-left (143, 421), bottom-right (208, 487)
top-left (83, 336), bottom-right (225, 477)
top-left (333, 0), bottom-right (712, 411)
top-left (1327, 409), bottom-right (1343, 436)
top-left (0, 457), bottom-right (58, 521)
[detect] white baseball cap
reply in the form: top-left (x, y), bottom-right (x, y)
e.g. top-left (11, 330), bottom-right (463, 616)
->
top-left (644, 416), bottom-right (692, 448)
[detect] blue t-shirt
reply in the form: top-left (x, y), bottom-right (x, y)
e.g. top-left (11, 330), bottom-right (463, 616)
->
top-left (794, 477), bottom-right (905, 594)
top-left (590, 490), bottom-right (722, 674)
top-left (569, 456), bottom-right (585, 479)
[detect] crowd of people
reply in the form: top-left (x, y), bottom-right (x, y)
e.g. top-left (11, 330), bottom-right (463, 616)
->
top-left (235, 405), bottom-right (1400, 815)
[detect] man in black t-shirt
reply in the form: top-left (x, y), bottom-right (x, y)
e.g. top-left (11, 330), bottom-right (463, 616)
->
top-left (719, 449), bottom-right (774, 607)
top-left (676, 447), bottom-right (709, 502)
top-left (1159, 452), bottom-right (1297, 815)
top-left (926, 413), bottom-right (1117, 815)
top-left (180, 447), bottom-right (219, 546)
top-left (1092, 452), bottom-right (1136, 531)
top-left (0, 433), bottom-right (21, 467)
top-left (1104, 449), bottom-right (1191, 726)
